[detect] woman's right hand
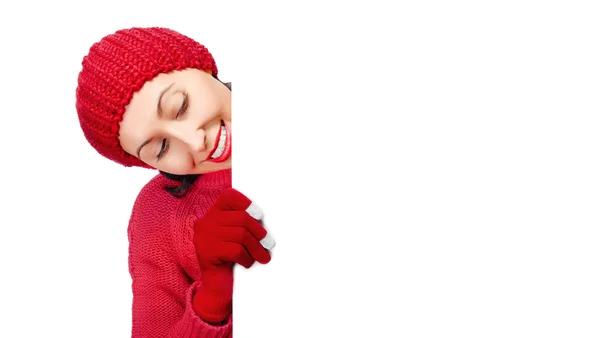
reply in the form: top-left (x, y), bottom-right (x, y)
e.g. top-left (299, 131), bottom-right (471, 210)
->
top-left (192, 188), bottom-right (273, 323)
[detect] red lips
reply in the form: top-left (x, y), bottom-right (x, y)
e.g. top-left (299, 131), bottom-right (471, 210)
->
top-left (206, 121), bottom-right (231, 163)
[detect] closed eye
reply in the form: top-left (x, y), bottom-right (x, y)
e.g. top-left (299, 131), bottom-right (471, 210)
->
top-left (176, 92), bottom-right (189, 118)
top-left (157, 138), bottom-right (169, 160)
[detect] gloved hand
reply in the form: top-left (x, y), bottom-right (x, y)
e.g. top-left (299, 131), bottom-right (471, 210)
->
top-left (192, 188), bottom-right (274, 324)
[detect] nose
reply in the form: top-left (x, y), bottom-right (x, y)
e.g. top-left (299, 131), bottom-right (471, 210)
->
top-left (167, 123), bottom-right (207, 153)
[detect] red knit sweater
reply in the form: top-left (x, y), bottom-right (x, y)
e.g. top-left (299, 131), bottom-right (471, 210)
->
top-left (127, 169), bottom-right (233, 337)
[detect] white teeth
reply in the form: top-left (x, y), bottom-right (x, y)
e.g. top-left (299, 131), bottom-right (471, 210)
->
top-left (210, 125), bottom-right (227, 159)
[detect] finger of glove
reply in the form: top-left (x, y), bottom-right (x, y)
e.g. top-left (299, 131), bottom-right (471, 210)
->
top-left (214, 188), bottom-right (252, 211)
top-left (217, 227), bottom-right (271, 264)
top-left (220, 210), bottom-right (270, 244)
top-left (218, 241), bottom-right (255, 269)
top-left (213, 188), bottom-right (264, 220)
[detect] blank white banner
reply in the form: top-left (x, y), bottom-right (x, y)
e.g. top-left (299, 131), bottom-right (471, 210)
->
top-left (231, 1), bottom-right (600, 338)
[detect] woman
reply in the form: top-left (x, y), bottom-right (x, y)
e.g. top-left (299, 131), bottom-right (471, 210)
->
top-left (75, 27), bottom-right (274, 337)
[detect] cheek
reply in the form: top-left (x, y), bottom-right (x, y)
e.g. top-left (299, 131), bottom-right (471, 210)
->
top-left (158, 144), bottom-right (195, 175)
top-left (191, 88), bottom-right (223, 115)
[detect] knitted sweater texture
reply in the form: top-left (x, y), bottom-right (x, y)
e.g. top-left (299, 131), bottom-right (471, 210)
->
top-left (127, 169), bottom-right (233, 337)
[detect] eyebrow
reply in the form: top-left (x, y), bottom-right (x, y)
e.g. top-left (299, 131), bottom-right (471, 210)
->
top-left (136, 82), bottom-right (175, 159)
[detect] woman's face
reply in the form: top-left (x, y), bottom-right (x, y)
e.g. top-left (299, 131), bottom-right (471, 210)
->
top-left (119, 68), bottom-right (232, 175)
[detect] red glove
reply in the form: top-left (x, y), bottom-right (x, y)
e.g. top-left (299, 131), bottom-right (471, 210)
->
top-left (192, 188), bottom-right (272, 324)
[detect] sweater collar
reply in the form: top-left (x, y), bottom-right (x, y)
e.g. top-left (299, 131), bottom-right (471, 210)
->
top-left (198, 168), bottom-right (232, 189)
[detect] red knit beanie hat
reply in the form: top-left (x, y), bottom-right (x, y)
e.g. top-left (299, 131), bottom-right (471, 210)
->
top-left (75, 27), bottom-right (218, 168)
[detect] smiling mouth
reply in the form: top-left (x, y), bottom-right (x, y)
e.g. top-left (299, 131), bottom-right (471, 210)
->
top-left (206, 120), bottom-right (231, 162)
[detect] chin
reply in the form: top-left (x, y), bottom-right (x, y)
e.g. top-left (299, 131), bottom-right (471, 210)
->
top-left (190, 160), bottom-right (232, 175)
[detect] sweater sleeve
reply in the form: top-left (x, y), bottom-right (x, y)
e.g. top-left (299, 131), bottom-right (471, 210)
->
top-left (127, 181), bottom-right (232, 338)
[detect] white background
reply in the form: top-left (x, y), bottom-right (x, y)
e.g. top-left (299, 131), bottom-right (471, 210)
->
top-left (1, 1), bottom-right (599, 337)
